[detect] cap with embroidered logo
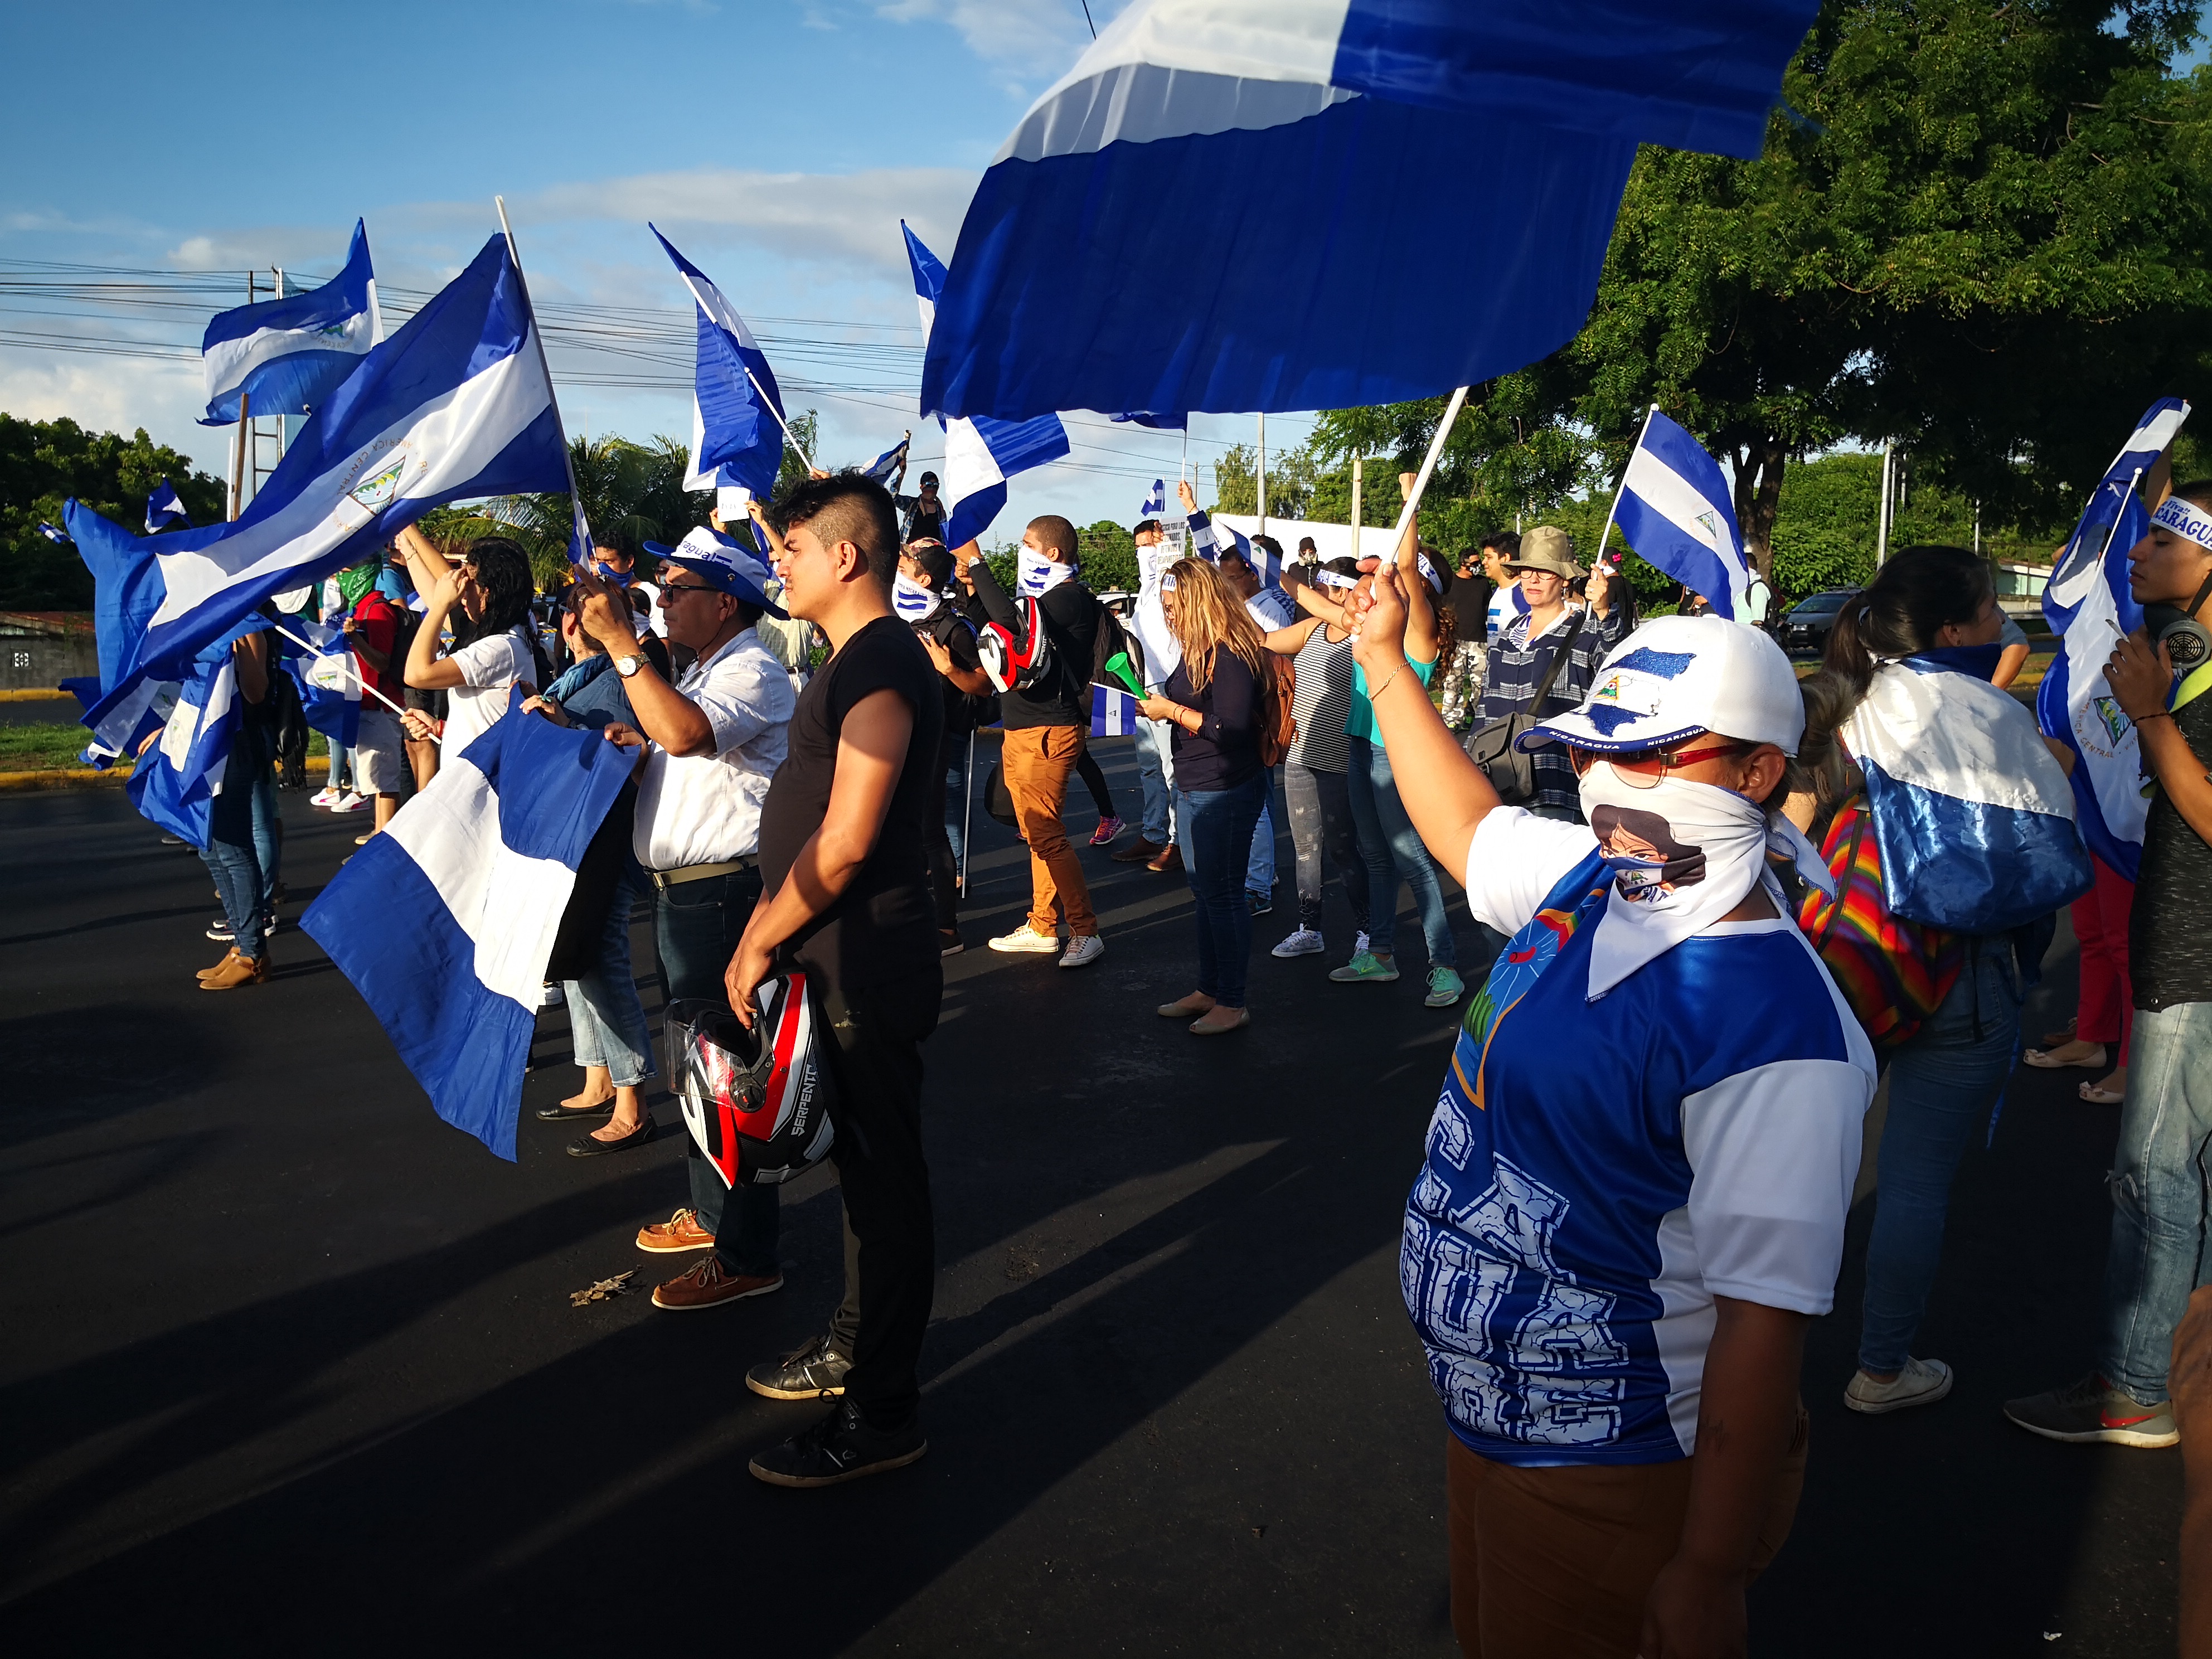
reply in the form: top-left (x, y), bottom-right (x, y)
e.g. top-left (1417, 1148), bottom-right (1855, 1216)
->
top-left (1517, 612), bottom-right (1804, 756)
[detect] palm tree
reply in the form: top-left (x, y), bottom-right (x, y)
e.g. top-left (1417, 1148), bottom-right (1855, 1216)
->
top-left (491, 435), bottom-right (674, 585)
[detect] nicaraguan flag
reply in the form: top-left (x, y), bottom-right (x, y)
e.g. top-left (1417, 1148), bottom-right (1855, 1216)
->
top-left (1091, 682), bottom-right (1141, 737)
top-left (905, 222), bottom-right (1069, 546)
top-left (1140, 478), bottom-right (1166, 519)
top-left (1188, 508), bottom-right (1282, 590)
top-left (652, 225), bottom-right (787, 503)
top-left (64, 500), bottom-right (221, 766)
top-left (127, 233), bottom-right (574, 683)
top-left (37, 522), bottom-right (67, 544)
top-left (277, 615), bottom-right (363, 752)
top-left (201, 219), bottom-right (380, 424)
top-left (145, 478), bottom-right (191, 533)
top-left (125, 629), bottom-right (260, 846)
top-left (1613, 409), bottom-right (1753, 619)
top-left (920, 1), bottom-right (1818, 422)
top-left (865, 434), bottom-right (910, 488)
top-left (304, 702), bottom-right (637, 1160)
top-left (2037, 397), bottom-right (2191, 880)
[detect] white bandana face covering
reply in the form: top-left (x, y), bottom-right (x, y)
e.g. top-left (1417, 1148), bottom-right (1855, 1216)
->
top-left (1574, 765), bottom-right (1834, 999)
top-left (2152, 494), bottom-right (2212, 550)
top-left (1317, 569), bottom-right (1359, 590)
top-left (1020, 543), bottom-right (1077, 597)
top-left (893, 571), bottom-right (938, 620)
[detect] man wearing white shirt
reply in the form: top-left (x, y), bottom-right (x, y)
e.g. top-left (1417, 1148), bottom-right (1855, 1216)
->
top-left (574, 529), bottom-right (798, 1311)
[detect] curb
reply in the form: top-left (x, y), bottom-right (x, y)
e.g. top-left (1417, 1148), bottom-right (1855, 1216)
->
top-left (0, 689), bottom-right (76, 702)
top-left (0, 756), bottom-right (331, 795)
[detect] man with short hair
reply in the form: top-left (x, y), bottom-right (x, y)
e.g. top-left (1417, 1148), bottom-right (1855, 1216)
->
top-left (733, 470), bottom-right (947, 1486)
top-left (964, 515), bottom-right (1107, 967)
top-left (591, 534), bottom-right (664, 637)
top-left (1437, 541), bottom-right (1499, 732)
top-left (574, 526), bottom-right (797, 1306)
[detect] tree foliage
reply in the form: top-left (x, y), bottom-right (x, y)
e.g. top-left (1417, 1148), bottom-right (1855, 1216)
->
top-left (0, 414), bottom-right (227, 608)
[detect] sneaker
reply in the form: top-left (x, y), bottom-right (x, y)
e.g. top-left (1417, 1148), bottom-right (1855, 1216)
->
top-left (1425, 966), bottom-right (1466, 1008)
top-left (749, 1398), bottom-right (926, 1488)
top-left (988, 923), bottom-right (1063, 954)
top-left (1089, 814), bottom-right (1125, 847)
top-left (1272, 927), bottom-right (1326, 959)
top-left (1329, 951), bottom-right (1401, 984)
top-left (1845, 1356), bottom-right (1953, 1415)
top-left (746, 1332), bottom-right (854, 1400)
top-left (651, 1255), bottom-right (784, 1312)
top-left (310, 787), bottom-right (339, 807)
top-left (207, 917), bottom-right (235, 943)
top-left (328, 791), bottom-right (368, 813)
top-left (938, 928), bottom-right (966, 957)
top-left (635, 1207), bottom-right (716, 1254)
top-left (540, 983), bottom-right (565, 1008)
top-left (2002, 1373), bottom-right (2179, 1447)
top-left (1059, 933), bottom-right (1105, 969)
top-left (1246, 890), bottom-right (1273, 916)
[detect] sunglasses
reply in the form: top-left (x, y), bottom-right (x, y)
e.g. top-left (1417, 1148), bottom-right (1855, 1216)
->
top-left (1568, 739), bottom-right (1752, 789)
top-left (656, 580), bottom-right (720, 602)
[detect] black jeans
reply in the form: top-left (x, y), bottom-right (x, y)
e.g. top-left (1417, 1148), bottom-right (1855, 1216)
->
top-left (652, 867), bottom-right (779, 1275)
top-left (818, 966), bottom-right (943, 1429)
top-left (925, 729), bottom-right (962, 932)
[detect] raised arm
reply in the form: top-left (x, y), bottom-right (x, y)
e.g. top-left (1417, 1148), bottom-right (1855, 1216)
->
top-left (573, 564), bottom-right (715, 756)
top-left (404, 565), bottom-right (471, 691)
top-left (962, 544), bottom-right (1020, 629)
top-left (1263, 615), bottom-right (1326, 657)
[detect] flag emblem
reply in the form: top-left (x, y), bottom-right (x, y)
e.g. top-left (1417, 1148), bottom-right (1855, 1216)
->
top-left (2093, 695), bottom-right (2130, 745)
top-left (348, 452), bottom-right (408, 512)
top-left (1694, 510), bottom-right (1718, 542)
top-left (1595, 673), bottom-right (1623, 702)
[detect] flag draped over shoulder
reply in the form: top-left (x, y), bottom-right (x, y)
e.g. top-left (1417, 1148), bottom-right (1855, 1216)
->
top-left (2037, 397), bottom-right (2191, 881)
top-left (201, 219), bottom-right (380, 424)
top-left (919, 0), bottom-right (1818, 422)
top-left (903, 222), bottom-right (1068, 548)
top-left (1613, 409), bottom-right (1753, 619)
top-left (304, 702), bottom-right (637, 1160)
top-left (128, 233), bottom-right (574, 683)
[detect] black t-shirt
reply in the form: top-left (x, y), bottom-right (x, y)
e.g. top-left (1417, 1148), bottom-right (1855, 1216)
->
top-left (2132, 688), bottom-right (2212, 1010)
top-left (915, 605), bottom-right (988, 738)
top-left (756, 615), bottom-right (947, 991)
top-left (900, 495), bottom-right (947, 545)
top-left (969, 558), bottom-right (1098, 729)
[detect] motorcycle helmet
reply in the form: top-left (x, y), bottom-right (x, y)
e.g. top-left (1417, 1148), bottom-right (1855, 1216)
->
top-left (665, 978), bottom-right (836, 1188)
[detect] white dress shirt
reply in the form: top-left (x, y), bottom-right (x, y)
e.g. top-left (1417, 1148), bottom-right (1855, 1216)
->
top-left (632, 627), bottom-right (794, 870)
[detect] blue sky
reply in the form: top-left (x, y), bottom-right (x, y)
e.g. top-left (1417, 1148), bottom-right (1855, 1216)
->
top-left (0, 0), bottom-right (1284, 531)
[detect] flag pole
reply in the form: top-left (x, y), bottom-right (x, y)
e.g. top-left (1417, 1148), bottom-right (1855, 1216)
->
top-left (265, 620), bottom-right (440, 743)
top-left (959, 729), bottom-right (976, 897)
top-left (1386, 386), bottom-right (1471, 549)
top-left (1593, 403), bottom-right (1658, 579)
top-left (494, 196), bottom-right (588, 560)
top-left (746, 367), bottom-right (816, 473)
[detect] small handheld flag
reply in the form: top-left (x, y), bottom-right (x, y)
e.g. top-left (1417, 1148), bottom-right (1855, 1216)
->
top-left (653, 225), bottom-right (798, 500)
top-left (865, 434), bottom-right (911, 488)
top-left (1091, 682), bottom-right (1141, 737)
top-left (1140, 478), bottom-right (1166, 519)
top-left (145, 478), bottom-right (191, 533)
top-left (37, 521), bottom-right (68, 544)
top-left (1606, 407), bottom-right (1753, 619)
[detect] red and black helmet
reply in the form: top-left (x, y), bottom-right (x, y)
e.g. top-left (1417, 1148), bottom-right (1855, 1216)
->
top-left (666, 977), bottom-right (836, 1188)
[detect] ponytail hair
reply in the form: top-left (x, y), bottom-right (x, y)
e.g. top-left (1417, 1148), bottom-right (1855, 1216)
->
top-left (1799, 545), bottom-right (1993, 815)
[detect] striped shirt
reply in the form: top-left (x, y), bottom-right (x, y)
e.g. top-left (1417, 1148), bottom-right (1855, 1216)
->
top-left (1288, 622), bottom-right (1355, 772)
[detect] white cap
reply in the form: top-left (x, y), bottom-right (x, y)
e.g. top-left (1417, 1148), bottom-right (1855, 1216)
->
top-left (1517, 613), bottom-right (1806, 757)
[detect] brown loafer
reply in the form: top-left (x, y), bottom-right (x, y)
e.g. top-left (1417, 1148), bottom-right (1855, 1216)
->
top-left (1146, 845), bottom-right (1183, 873)
top-left (652, 1255), bottom-right (784, 1311)
top-left (1157, 992), bottom-right (1215, 1018)
top-left (200, 949), bottom-right (268, 991)
top-left (1190, 1006), bottom-right (1249, 1036)
top-left (637, 1208), bottom-right (717, 1254)
top-left (1110, 838), bottom-right (1165, 864)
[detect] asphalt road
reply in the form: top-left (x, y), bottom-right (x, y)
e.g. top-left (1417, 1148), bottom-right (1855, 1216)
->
top-left (0, 735), bottom-right (2183, 1656)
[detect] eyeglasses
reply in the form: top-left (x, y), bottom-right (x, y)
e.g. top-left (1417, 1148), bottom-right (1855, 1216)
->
top-left (656, 581), bottom-right (718, 603)
top-left (1568, 739), bottom-right (1752, 789)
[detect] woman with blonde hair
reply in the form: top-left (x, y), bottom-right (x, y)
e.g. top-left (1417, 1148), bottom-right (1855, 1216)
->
top-left (1139, 557), bottom-right (1275, 1034)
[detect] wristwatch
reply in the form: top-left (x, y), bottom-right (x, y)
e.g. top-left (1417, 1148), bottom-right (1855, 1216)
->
top-left (613, 653), bottom-right (646, 678)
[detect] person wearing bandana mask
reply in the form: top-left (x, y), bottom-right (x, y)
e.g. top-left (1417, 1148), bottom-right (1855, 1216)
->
top-left (1352, 573), bottom-right (1876, 1658)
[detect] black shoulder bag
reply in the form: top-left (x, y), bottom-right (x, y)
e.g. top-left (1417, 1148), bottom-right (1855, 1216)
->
top-left (1462, 609), bottom-right (1587, 806)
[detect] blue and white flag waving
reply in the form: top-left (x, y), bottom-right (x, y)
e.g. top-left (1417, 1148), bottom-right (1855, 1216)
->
top-left (1140, 478), bottom-right (1166, 520)
top-left (652, 225), bottom-right (788, 503)
top-left (37, 521), bottom-right (67, 544)
top-left (1612, 408), bottom-right (1753, 619)
top-left (2038, 397), bottom-right (2192, 881)
top-left (145, 478), bottom-right (191, 532)
top-left (904, 222), bottom-right (1068, 546)
top-left (920, 1), bottom-right (1818, 421)
top-left (201, 220), bottom-right (380, 424)
top-left (64, 500), bottom-right (225, 765)
top-left (304, 701), bottom-right (637, 1160)
top-left (276, 615), bottom-right (363, 753)
top-left (1113, 412), bottom-right (1186, 431)
top-left (128, 233), bottom-right (574, 683)
top-left (865, 434), bottom-right (910, 488)
top-left (125, 623), bottom-right (266, 846)
top-left (1187, 509), bottom-right (1283, 590)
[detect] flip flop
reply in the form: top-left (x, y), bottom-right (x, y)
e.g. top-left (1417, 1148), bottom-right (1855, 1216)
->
top-left (2022, 1045), bottom-right (2108, 1071)
top-left (2079, 1080), bottom-right (2126, 1105)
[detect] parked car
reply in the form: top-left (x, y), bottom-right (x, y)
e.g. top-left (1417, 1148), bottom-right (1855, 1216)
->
top-left (1781, 588), bottom-right (1861, 655)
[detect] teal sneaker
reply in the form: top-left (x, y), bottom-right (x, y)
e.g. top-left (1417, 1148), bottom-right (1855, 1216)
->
top-left (1425, 966), bottom-right (1466, 1008)
top-left (1328, 950), bottom-right (1401, 984)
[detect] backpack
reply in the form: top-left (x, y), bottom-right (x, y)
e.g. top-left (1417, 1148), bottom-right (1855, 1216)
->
top-left (1091, 601), bottom-right (1148, 697)
top-left (1796, 790), bottom-right (1965, 1049)
top-left (979, 595), bottom-right (1056, 695)
top-left (924, 609), bottom-right (998, 735)
top-left (1257, 654), bottom-right (1297, 769)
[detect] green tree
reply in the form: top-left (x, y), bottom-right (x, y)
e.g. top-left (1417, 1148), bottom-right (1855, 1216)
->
top-left (0, 414), bottom-right (227, 608)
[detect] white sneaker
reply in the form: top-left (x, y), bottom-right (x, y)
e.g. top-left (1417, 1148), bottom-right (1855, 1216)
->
top-left (311, 787), bottom-right (339, 807)
top-left (1844, 1356), bottom-right (1954, 1415)
top-left (1058, 933), bottom-right (1105, 969)
top-left (329, 791), bottom-right (368, 813)
top-left (1272, 928), bottom-right (1325, 958)
top-left (988, 923), bottom-right (1063, 954)
top-left (540, 983), bottom-right (565, 1008)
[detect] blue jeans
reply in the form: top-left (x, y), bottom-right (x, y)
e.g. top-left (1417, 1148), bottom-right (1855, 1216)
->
top-left (252, 764), bottom-right (279, 909)
top-left (1344, 737), bottom-right (1457, 969)
top-left (1135, 711), bottom-right (1177, 845)
top-left (1856, 944), bottom-right (2023, 1374)
top-left (566, 860), bottom-right (654, 1089)
top-left (1176, 772), bottom-right (1268, 1007)
top-left (199, 734), bottom-right (265, 961)
top-left (2096, 999), bottom-right (2212, 1403)
top-left (1245, 769), bottom-right (1279, 895)
top-left (653, 867), bottom-right (778, 1277)
top-left (944, 755), bottom-right (969, 865)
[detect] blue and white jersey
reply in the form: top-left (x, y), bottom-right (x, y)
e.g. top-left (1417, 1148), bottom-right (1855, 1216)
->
top-left (1403, 808), bottom-right (1874, 1466)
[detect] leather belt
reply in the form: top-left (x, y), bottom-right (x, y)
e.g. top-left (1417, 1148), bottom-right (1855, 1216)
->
top-left (648, 856), bottom-right (756, 890)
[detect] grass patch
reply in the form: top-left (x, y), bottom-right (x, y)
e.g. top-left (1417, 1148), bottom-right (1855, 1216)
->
top-left (0, 723), bottom-right (328, 772)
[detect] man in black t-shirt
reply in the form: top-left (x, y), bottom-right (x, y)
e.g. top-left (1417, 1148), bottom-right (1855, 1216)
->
top-left (903, 539), bottom-right (992, 950)
top-left (729, 471), bottom-right (947, 1487)
top-left (896, 471), bottom-right (948, 546)
top-left (2008, 481), bottom-right (2212, 1449)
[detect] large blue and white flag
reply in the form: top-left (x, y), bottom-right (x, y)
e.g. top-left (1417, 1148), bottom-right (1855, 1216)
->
top-left (276, 615), bottom-right (363, 753)
top-left (920, 1), bottom-right (1817, 422)
top-left (1612, 408), bottom-right (1753, 619)
top-left (864, 434), bottom-right (910, 488)
top-left (200, 220), bottom-right (380, 425)
top-left (904, 222), bottom-right (1068, 546)
top-left (304, 701), bottom-right (637, 1160)
top-left (63, 500), bottom-right (223, 765)
top-left (2038, 397), bottom-right (2192, 880)
top-left (145, 478), bottom-right (191, 533)
top-left (128, 233), bottom-right (574, 683)
top-left (1091, 682), bottom-right (1141, 737)
top-left (651, 225), bottom-right (788, 504)
top-left (124, 624), bottom-right (264, 846)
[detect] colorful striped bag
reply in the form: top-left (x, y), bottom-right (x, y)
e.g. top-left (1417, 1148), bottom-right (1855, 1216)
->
top-left (1796, 792), bottom-right (1965, 1049)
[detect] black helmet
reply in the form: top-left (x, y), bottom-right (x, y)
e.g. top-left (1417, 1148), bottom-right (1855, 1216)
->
top-left (666, 980), bottom-right (836, 1187)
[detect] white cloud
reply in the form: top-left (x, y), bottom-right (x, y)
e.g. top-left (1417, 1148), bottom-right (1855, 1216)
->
top-left (875, 0), bottom-right (1096, 79)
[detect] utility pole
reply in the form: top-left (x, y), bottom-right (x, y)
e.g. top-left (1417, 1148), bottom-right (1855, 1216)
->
top-left (1875, 438), bottom-right (1894, 567)
top-left (1256, 411), bottom-right (1268, 533)
top-left (1350, 455), bottom-right (1361, 564)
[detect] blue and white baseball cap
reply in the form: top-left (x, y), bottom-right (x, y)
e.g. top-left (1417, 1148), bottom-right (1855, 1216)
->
top-left (1516, 613), bottom-right (1804, 756)
top-left (644, 526), bottom-right (787, 619)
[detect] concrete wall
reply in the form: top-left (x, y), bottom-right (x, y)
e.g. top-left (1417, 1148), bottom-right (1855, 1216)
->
top-left (0, 623), bottom-right (98, 691)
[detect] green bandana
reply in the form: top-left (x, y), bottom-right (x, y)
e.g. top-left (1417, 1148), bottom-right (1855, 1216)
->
top-left (336, 561), bottom-right (380, 605)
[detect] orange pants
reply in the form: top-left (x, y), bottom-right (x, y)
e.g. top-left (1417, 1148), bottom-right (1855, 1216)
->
top-left (1001, 724), bottom-right (1095, 938)
top-left (1446, 1410), bottom-right (1807, 1658)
